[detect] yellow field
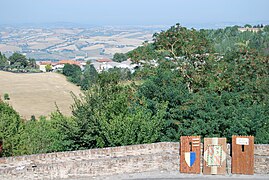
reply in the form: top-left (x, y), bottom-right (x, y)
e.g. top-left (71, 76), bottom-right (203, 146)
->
top-left (0, 71), bottom-right (82, 119)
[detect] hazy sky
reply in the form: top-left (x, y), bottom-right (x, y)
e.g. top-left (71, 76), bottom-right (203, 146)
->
top-left (1, 0), bottom-right (269, 26)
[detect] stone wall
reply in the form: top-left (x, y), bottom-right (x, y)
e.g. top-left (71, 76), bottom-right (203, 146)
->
top-left (254, 144), bottom-right (269, 174)
top-left (0, 142), bottom-right (268, 179)
top-left (0, 142), bottom-right (179, 179)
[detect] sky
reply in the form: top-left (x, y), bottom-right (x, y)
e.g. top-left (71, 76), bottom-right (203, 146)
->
top-left (0, 0), bottom-right (269, 26)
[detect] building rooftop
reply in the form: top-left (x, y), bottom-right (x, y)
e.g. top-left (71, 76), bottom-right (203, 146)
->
top-left (96, 58), bottom-right (113, 63)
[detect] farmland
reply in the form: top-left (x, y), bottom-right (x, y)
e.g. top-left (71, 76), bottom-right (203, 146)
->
top-left (0, 26), bottom-right (163, 60)
top-left (0, 71), bottom-right (81, 119)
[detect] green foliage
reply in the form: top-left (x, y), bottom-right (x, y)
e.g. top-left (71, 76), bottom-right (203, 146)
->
top-left (70, 74), bottom-right (167, 149)
top-left (106, 67), bottom-right (131, 82)
top-left (153, 23), bottom-right (212, 59)
top-left (45, 64), bottom-right (52, 72)
top-left (138, 65), bottom-right (190, 141)
top-left (49, 111), bottom-right (81, 151)
top-left (63, 64), bottom-right (80, 76)
top-left (63, 64), bottom-right (82, 84)
top-left (0, 101), bottom-right (22, 156)
top-left (137, 48), bottom-right (269, 143)
top-left (0, 52), bottom-right (38, 72)
top-left (2, 23), bottom-right (269, 158)
top-left (28, 58), bottom-right (37, 68)
top-left (98, 101), bottom-right (167, 147)
top-left (127, 43), bottom-right (159, 63)
top-left (9, 52), bottom-right (28, 68)
top-left (126, 24), bottom-right (214, 63)
top-left (0, 52), bottom-right (8, 68)
top-left (17, 117), bottom-right (59, 155)
top-left (244, 24), bottom-right (252, 28)
top-left (204, 26), bottom-right (269, 55)
top-left (264, 25), bottom-right (269, 32)
top-left (113, 53), bottom-right (128, 62)
top-left (80, 64), bottom-right (98, 90)
top-left (4, 93), bottom-right (10, 100)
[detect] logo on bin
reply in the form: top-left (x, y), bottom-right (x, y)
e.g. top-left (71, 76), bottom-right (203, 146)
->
top-left (185, 152), bottom-right (196, 167)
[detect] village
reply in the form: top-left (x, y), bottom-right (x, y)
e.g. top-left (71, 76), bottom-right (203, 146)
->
top-left (37, 57), bottom-right (139, 73)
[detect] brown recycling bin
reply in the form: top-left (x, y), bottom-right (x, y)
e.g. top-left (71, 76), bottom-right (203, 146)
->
top-left (232, 135), bottom-right (254, 175)
top-left (203, 137), bottom-right (227, 175)
top-left (180, 136), bottom-right (201, 174)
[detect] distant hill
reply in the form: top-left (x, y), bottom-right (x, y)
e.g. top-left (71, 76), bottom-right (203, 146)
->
top-left (0, 26), bottom-right (159, 60)
top-left (0, 71), bottom-right (81, 119)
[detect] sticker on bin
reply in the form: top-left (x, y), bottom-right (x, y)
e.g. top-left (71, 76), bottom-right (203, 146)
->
top-left (236, 138), bottom-right (249, 145)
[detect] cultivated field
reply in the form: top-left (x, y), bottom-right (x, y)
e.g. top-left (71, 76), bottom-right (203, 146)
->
top-left (0, 71), bottom-right (82, 119)
top-left (0, 26), bottom-right (162, 60)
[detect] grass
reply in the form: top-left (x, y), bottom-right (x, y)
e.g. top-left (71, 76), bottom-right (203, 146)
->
top-left (0, 71), bottom-right (82, 120)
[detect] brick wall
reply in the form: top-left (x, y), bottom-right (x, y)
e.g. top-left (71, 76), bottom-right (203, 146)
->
top-left (0, 142), bottom-right (268, 179)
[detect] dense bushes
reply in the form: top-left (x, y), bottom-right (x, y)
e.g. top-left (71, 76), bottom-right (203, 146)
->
top-left (0, 102), bottom-right (22, 156)
top-left (137, 49), bottom-right (269, 143)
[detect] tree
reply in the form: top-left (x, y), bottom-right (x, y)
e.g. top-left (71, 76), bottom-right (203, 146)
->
top-left (17, 117), bottom-right (56, 155)
top-left (138, 65), bottom-right (190, 141)
top-left (264, 25), bottom-right (269, 32)
top-left (0, 101), bottom-right (22, 156)
top-left (127, 43), bottom-right (159, 63)
top-left (153, 23), bottom-right (212, 59)
top-left (62, 64), bottom-right (82, 85)
top-left (244, 24), bottom-right (252, 28)
top-left (4, 93), bottom-right (10, 100)
top-left (70, 70), bottom-right (167, 149)
top-left (9, 52), bottom-right (28, 68)
top-left (45, 64), bottom-right (52, 72)
top-left (81, 64), bottom-right (98, 90)
top-left (113, 53), bottom-right (128, 62)
top-left (63, 64), bottom-right (81, 76)
top-left (0, 52), bottom-right (8, 68)
top-left (28, 58), bottom-right (37, 68)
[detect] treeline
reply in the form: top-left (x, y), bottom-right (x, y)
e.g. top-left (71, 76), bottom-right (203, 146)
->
top-left (0, 52), bottom-right (39, 73)
top-left (1, 23), bottom-right (269, 157)
top-left (62, 63), bottom-right (132, 90)
top-left (204, 25), bottom-right (269, 55)
top-left (127, 24), bottom-right (269, 61)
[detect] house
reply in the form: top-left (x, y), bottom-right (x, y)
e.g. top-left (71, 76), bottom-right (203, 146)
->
top-left (38, 60), bottom-right (86, 72)
top-left (38, 61), bottom-right (52, 72)
top-left (92, 58), bottom-right (139, 73)
top-left (53, 60), bottom-right (85, 71)
top-left (238, 27), bottom-right (263, 33)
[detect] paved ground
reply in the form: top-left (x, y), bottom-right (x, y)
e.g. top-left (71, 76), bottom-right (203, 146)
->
top-left (66, 171), bottom-right (269, 180)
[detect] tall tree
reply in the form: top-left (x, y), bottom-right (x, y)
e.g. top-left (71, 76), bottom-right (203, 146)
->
top-left (153, 23), bottom-right (212, 59)
top-left (0, 52), bottom-right (8, 68)
top-left (81, 64), bottom-right (98, 90)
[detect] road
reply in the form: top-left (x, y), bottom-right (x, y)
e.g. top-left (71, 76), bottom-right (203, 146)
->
top-left (66, 171), bottom-right (269, 180)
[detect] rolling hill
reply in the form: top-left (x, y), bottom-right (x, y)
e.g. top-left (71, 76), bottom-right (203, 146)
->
top-left (0, 71), bottom-right (82, 119)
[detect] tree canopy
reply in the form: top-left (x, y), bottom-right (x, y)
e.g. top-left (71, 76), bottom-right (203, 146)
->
top-left (113, 53), bottom-right (128, 62)
top-left (0, 52), bottom-right (38, 72)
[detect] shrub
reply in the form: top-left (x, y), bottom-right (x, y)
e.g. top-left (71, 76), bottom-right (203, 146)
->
top-left (4, 93), bottom-right (10, 100)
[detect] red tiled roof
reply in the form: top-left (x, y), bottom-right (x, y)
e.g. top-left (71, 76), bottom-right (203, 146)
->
top-left (57, 60), bottom-right (82, 66)
top-left (58, 60), bottom-right (78, 64)
top-left (96, 58), bottom-right (113, 63)
top-left (40, 61), bottom-right (52, 65)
